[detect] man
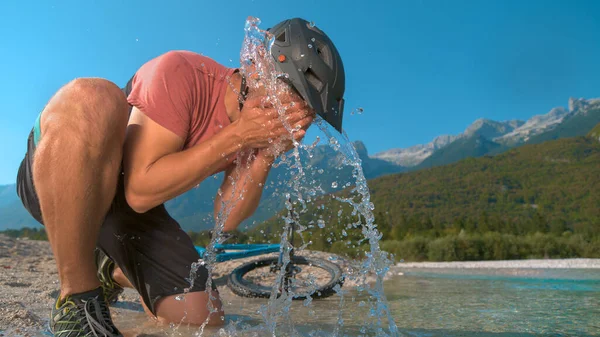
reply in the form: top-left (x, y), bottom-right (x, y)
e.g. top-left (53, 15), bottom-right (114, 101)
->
top-left (16, 17), bottom-right (345, 336)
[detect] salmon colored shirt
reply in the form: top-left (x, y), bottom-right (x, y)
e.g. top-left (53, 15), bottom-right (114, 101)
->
top-left (127, 50), bottom-right (237, 150)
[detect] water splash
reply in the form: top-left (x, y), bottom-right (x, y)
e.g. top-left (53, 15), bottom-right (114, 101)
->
top-left (181, 16), bottom-right (399, 337)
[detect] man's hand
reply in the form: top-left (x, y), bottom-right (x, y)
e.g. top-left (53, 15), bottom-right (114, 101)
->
top-left (235, 93), bottom-right (314, 151)
top-left (256, 93), bottom-right (315, 161)
top-left (215, 93), bottom-right (313, 231)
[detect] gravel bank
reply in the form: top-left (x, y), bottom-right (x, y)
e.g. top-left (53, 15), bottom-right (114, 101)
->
top-left (0, 234), bottom-right (372, 337)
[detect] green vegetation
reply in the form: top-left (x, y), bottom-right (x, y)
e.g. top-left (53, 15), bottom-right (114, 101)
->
top-left (249, 134), bottom-right (600, 261)
top-left (381, 234), bottom-right (599, 262)
top-left (0, 227), bottom-right (47, 240)
top-left (526, 107), bottom-right (600, 145)
top-left (3, 132), bottom-right (600, 263)
top-left (588, 123), bottom-right (600, 140)
top-left (415, 135), bottom-right (508, 170)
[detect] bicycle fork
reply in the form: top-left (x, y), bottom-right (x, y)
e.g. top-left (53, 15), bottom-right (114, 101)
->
top-left (273, 197), bottom-right (301, 293)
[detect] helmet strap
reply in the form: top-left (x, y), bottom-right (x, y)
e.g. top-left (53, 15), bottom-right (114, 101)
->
top-left (238, 75), bottom-right (249, 112)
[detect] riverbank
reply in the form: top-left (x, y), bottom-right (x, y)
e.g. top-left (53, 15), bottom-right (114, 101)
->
top-left (4, 234), bottom-right (599, 336)
top-left (396, 258), bottom-right (600, 269)
top-left (0, 234), bottom-right (370, 336)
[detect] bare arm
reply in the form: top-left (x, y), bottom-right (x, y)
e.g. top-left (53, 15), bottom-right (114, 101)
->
top-left (122, 107), bottom-right (243, 213)
top-left (123, 94), bottom-right (305, 213)
top-left (214, 113), bottom-right (314, 232)
top-left (214, 151), bottom-right (275, 231)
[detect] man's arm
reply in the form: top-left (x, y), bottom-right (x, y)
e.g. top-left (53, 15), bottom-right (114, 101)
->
top-left (214, 150), bottom-right (275, 232)
top-left (214, 119), bottom-right (313, 232)
top-left (123, 108), bottom-right (243, 213)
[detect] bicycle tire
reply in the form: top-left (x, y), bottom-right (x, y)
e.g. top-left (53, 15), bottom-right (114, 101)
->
top-left (227, 255), bottom-right (344, 300)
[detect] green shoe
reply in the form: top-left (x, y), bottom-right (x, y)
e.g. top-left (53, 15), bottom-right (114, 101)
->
top-left (95, 249), bottom-right (124, 304)
top-left (50, 287), bottom-right (122, 337)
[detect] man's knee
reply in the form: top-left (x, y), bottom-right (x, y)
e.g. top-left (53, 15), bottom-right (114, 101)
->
top-left (41, 77), bottom-right (129, 147)
top-left (154, 291), bottom-right (224, 326)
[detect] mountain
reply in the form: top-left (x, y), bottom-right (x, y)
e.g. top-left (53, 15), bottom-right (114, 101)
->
top-left (252, 134), bottom-right (600, 246)
top-left (0, 184), bottom-right (40, 230)
top-left (463, 118), bottom-right (524, 139)
top-left (494, 107), bottom-right (570, 146)
top-left (372, 119), bottom-right (524, 167)
top-left (589, 123), bottom-right (600, 141)
top-left (525, 100), bottom-right (600, 145)
top-left (373, 97), bottom-right (600, 170)
top-left (415, 134), bottom-right (508, 170)
top-left (371, 135), bottom-right (459, 167)
top-left (0, 184), bottom-right (18, 208)
top-left (0, 203), bottom-right (41, 230)
top-left (168, 140), bottom-right (404, 231)
top-left (0, 141), bottom-right (403, 232)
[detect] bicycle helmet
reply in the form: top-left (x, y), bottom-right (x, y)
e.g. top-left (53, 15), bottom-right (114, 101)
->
top-left (267, 18), bottom-right (346, 133)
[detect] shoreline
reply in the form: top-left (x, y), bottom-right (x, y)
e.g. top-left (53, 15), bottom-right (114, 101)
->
top-left (395, 258), bottom-right (600, 269)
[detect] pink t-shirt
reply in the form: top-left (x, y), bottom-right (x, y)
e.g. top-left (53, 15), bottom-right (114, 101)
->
top-left (127, 50), bottom-right (237, 150)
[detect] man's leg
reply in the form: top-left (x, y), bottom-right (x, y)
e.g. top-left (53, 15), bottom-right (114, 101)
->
top-left (111, 268), bottom-right (223, 324)
top-left (33, 78), bottom-right (129, 299)
top-left (98, 203), bottom-right (224, 326)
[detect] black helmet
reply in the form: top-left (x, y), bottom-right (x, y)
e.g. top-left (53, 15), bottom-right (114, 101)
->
top-left (267, 18), bottom-right (346, 133)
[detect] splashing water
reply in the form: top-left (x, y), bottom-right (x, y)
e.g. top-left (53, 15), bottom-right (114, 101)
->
top-left (180, 16), bottom-right (399, 337)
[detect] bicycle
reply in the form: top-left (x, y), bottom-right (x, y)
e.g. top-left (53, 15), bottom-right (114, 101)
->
top-left (194, 203), bottom-right (345, 300)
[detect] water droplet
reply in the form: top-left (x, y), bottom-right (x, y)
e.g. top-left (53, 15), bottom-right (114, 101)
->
top-left (318, 169), bottom-right (324, 174)
top-left (300, 54), bottom-right (305, 58)
top-left (317, 219), bottom-right (325, 228)
top-left (331, 182), bottom-right (338, 188)
top-left (175, 295), bottom-right (184, 301)
top-left (308, 44), bottom-right (313, 49)
top-left (311, 37), bottom-right (316, 42)
top-left (309, 21), bottom-right (316, 27)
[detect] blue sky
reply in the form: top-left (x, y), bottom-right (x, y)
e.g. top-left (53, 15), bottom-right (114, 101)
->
top-left (1, 0), bottom-right (599, 185)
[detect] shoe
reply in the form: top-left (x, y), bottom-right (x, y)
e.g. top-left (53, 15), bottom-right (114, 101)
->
top-left (95, 248), bottom-right (124, 304)
top-left (50, 287), bottom-right (122, 337)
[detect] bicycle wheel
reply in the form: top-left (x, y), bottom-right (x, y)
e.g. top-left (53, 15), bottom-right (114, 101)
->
top-left (227, 255), bottom-right (344, 300)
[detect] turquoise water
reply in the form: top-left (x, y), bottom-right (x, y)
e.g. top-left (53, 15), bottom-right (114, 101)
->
top-left (388, 268), bottom-right (600, 336)
top-left (111, 267), bottom-right (600, 336)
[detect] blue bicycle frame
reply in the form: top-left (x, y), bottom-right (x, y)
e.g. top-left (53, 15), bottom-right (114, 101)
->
top-left (195, 243), bottom-right (281, 263)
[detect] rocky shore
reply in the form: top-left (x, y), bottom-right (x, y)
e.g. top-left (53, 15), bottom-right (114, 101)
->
top-left (0, 235), bottom-right (369, 337)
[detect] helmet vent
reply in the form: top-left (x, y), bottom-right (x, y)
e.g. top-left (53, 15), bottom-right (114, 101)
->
top-left (305, 68), bottom-right (323, 92)
top-left (276, 30), bottom-right (287, 42)
top-left (314, 40), bottom-right (332, 69)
